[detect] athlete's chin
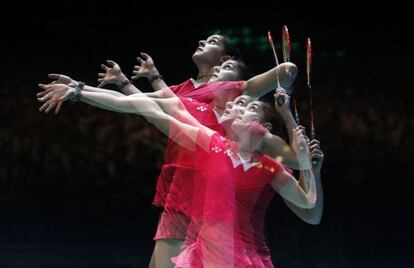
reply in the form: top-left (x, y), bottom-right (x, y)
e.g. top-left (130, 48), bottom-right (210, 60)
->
top-left (220, 115), bottom-right (235, 124)
top-left (231, 119), bottom-right (248, 132)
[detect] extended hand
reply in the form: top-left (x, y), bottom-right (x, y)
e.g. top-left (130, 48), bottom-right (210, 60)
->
top-left (309, 139), bottom-right (324, 173)
top-left (97, 60), bottom-right (126, 88)
top-left (131, 52), bottom-right (158, 80)
top-left (36, 74), bottom-right (77, 99)
top-left (274, 88), bottom-right (291, 115)
top-left (37, 83), bottom-right (75, 114)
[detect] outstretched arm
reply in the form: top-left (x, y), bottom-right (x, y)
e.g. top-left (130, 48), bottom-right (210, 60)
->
top-left (36, 73), bottom-right (129, 115)
top-left (282, 139), bottom-right (324, 224)
top-left (36, 78), bottom-right (128, 114)
top-left (242, 62), bottom-right (298, 99)
top-left (80, 90), bottom-right (213, 150)
top-left (37, 83), bottom-right (214, 150)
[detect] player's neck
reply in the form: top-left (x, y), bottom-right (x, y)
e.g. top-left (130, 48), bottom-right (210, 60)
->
top-left (196, 66), bottom-right (212, 82)
top-left (196, 73), bottom-right (211, 83)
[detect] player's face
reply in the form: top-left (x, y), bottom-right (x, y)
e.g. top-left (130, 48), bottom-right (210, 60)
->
top-left (192, 35), bottom-right (226, 67)
top-left (221, 95), bottom-right (253, 122)
top-left (209, 60), bottom-right (241, 82)
top-left (232, 101), bottom-right (266, 129)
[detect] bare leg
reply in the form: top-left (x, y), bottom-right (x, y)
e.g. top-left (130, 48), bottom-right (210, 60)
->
top-left (148, 249), bottom-right (156, 268)
top-left (148, 212), bottom-right (163, 268)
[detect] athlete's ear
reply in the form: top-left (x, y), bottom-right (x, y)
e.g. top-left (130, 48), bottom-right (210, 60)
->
top-left (220, 55), bottom-right (231, 63)
top-left (263, 122), bottom-right (272, 132)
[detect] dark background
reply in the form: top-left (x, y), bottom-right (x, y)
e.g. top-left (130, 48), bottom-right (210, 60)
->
top-left (1, 2), bottom-right (413, 267)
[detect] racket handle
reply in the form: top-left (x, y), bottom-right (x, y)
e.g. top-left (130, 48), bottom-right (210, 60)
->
top-left (277, 95), bottom-right (286, 106)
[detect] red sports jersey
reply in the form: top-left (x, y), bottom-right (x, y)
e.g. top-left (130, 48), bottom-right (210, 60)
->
top-left (172, 133), bottom-right (286, 268)
top-left (152, 80), bottom-right (244, 208)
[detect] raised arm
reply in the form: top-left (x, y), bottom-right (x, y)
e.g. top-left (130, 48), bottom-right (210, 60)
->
top-left (257, 88), bottom-right (299, 169)
top-left (270, 127), bottom-right (316, 209)
top-left (258, 133), bottom-right (299, 168)
top-left (282, 139), bottom-right (324, 224)
top-left (242, 62), bottom-right (298, 99)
